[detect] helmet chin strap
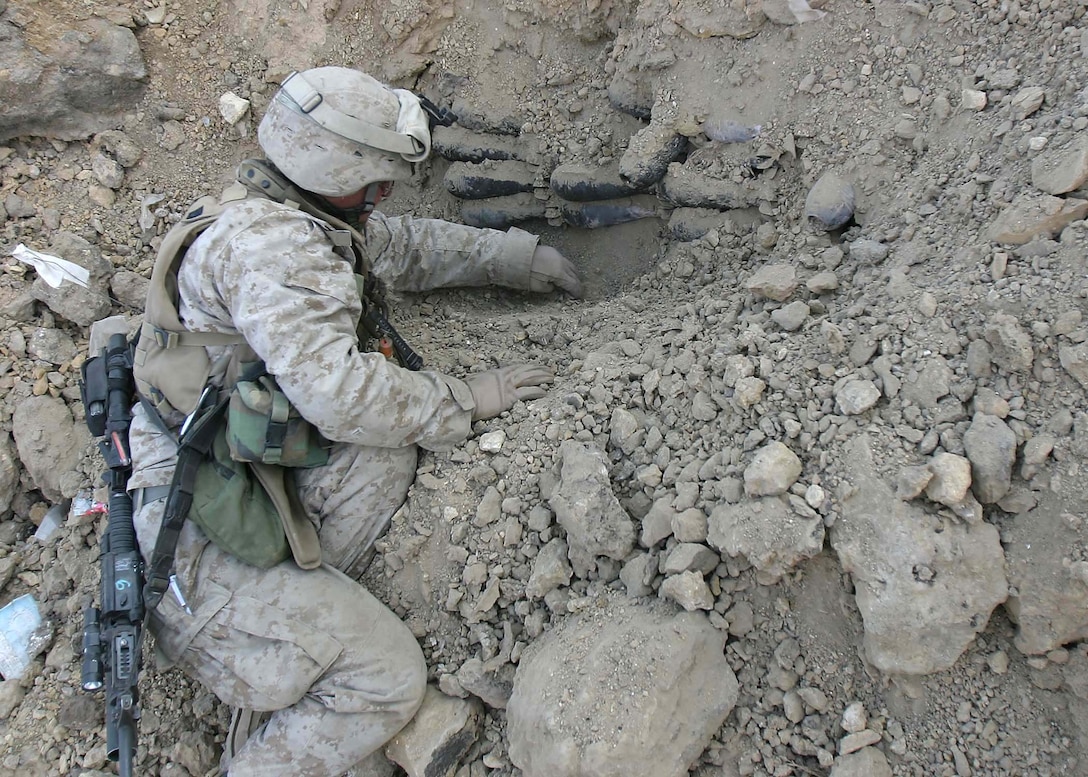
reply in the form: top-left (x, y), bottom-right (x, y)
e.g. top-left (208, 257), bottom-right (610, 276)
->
top-left (320, 182), bottom-right (384, 224)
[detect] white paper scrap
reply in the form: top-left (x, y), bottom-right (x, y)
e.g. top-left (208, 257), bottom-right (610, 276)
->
top-left (11, 244), bottom-right (90, 289)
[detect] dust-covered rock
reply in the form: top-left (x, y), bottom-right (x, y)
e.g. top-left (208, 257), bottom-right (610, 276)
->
top-left (548, 441), bottom-right (636, 577)
top-left (0, 12), bottom-right (146, 141)
top-left (963, 413), bottom-right (1017, 504)
top-left (507, 599), bottom-right (738, 777)
top-left (707, 496), bottom-right (824, 582)
top-left (384, 686), bottom-right (482, 777)
top-left (1005, 490), bottom-right (1088, 655)
top-left (833, 437), bottom-right (1007, 674)
top-left (11, 395), bottom-right (90, 502)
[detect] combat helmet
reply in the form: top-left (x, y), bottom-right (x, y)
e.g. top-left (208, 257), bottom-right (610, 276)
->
top-left (258, 67), bottom-right (431, 197)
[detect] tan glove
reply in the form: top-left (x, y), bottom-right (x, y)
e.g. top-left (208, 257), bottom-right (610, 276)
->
top-left (463, 364), bottom-right (555, 421)
top-left (528, 245), bottom-right (583, 297)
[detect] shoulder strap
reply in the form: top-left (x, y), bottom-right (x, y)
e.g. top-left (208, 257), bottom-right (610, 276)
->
top-left (143, 188), bottom-right (247, 339)
top-left (144, 396), bottom-right (228, 610)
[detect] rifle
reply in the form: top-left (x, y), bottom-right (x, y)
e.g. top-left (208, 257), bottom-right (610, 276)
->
top-left (79, 333), bottom-right (143, 777)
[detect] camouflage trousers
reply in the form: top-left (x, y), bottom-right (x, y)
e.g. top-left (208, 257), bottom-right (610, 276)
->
top-left (138, 442), bottom-right (426, 776)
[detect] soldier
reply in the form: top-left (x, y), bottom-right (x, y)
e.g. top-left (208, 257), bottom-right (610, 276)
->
top-left (127, 66), bottom-right (581, 776)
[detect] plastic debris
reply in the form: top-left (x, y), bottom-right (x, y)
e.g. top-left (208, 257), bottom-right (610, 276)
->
top-left (0, 595), bottom-right (43, 679)
top-left (139, 193), bottom-right (166, 231)
top-left (10, 244), bottom-right (90, 289)
top-left (702, 118), bottom-right (762, 143)
top-left (33, 502), bottom-right (68, 543)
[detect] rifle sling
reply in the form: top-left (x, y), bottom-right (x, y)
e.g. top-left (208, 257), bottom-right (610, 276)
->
top-left (144, 398), bottom-right (228, 610)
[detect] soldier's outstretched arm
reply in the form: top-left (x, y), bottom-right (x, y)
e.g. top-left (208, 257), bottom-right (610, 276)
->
top-left (218, 210), bottom-right (476, 451)
top-left (366, 213), bottom-right (581, 297)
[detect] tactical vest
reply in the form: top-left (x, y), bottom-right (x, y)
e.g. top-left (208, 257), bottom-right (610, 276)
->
top-left (136, 160), bottom-right (397, 583)
top-left (134, 159), bottom-right (383, 420)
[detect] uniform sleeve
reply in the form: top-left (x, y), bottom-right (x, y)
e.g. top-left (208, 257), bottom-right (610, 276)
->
top-left (217, 211), bottom-right (475, 451)
top-left (365, 212), bottom-right (539, 292)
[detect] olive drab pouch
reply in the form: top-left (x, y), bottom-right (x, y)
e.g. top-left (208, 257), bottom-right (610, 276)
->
top-left (227, 373), bottom-right (331, 468)
top-left (189, 425), bottom-right (291, 569)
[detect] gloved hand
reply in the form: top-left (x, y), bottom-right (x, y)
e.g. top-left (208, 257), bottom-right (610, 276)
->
top-left (463, 364), bottom-right (555, 421)
top-left (528, 245), bottom-right (582, 297)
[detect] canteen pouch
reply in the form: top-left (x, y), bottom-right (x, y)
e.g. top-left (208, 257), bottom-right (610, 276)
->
top-left (189, 427), bottom-right (291, 569)
top-left (227, 374), bottom-right (330, 468)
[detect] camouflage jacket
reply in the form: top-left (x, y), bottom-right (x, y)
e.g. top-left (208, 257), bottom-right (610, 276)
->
top-left (130, 198), bottom-right (539, 562)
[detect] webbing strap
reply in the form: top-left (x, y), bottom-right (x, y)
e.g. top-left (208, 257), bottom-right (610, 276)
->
top-left (144, 398), bottom-right (228, 610)
top-left (141, 321), bottom-right (245, 350)
top-left (279, 71), bottom-right (424, 156)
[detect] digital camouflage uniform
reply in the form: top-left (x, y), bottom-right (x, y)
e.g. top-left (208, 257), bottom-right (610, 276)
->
top-left (129, 197), bottom-right (540, 776)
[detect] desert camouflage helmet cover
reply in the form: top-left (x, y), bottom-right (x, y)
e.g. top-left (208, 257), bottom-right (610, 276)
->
top-left (258, 67), bottom-right (432, 197)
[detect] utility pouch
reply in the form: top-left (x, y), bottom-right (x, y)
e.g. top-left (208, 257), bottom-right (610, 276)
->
top-left (189, 425), bottom-right (291, 569)
top-left (226, 373), bottom-right (330, 468)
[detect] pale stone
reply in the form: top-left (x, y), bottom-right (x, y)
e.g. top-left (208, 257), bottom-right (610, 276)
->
top-left (733, 376), bottom-right (766, 408)
top-left (219, 92), bottom-right (251, 125)
top-left (507, 602), bottom-right (738, 777)
top-left (479, 430), bottom-right (506, 452)
top-left (744, 441), bottom-right (803, 497)
top-left (660, 571), bottom-right (714, 611)
top-left (1010, 86), bottom-right (1045, 120)
top-left (839, 730), bottom-right (881, 755)
top-left (833, 436), bottom-right (1007, 674)
top-left (961, 89), bottom-right (987, 110)
top-left (926, 452), bottom-right (972, 507)
top-left (708, 497), bottom-right (824, 581)
top-left (835, 380), bottom-right (881, 415)
top-left (745, 264), bottom-right (798, 302)
top-left (385, 687), bottom-right (482, 777)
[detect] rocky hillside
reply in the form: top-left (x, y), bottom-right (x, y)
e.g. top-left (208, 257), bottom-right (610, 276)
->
top-left (1, 1), bottom-right (1087, 776)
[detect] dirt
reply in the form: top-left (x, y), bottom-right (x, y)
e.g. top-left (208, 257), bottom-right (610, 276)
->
top-left (2, 0), bottom-right (1088, 776)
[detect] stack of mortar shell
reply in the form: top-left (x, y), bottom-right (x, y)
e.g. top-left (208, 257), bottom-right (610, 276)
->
top-left (434, 118), bottom-right (548, 230)
top-left (545, 120), bottom-right (692, 230)
top-left (658, 116), bottom-right (778, 242)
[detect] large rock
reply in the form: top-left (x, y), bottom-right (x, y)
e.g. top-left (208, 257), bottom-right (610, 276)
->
top-left (832, 436), bottom-right (1008, 674)
top-left (830, 747), bottom-right (893, 777)
top-left (707, 496), bottom-right (824, 581)
top-left (11, 395), bottom-right (90, 502)
top-left (986, 194), bottom-right (1088, 245)
top-left (984, 314), bottom-right (1034, 372)
top-left (670, 0), bottom-right (766, 39)
top-left (1031, 135), bottom-right (1088, 194)
top-left (525, 537), bottom-right (573, 599)
top-left (507, 598), bottom-right (738, 777)
top-left (0, 7), bottom-right (146, 141)
top-left (29, 232), bottom-right (113, 326)
top-left (743, 441), bottom-right (802, 496)
top-left (548, 441), bottom-right (636, 577)
top-left (899, 356), bottom-right (952, 409)
top-left (1004, 489), bottom-right (1088, 655)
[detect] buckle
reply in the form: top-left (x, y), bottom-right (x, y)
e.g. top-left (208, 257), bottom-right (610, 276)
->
top-left (282, 71), bottom-right (323, 113)
top-left (152, 328), bottom-right (178, 348)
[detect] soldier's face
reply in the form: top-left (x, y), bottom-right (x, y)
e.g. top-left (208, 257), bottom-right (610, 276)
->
top-left (325, 181), bottom-right (394, 224)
